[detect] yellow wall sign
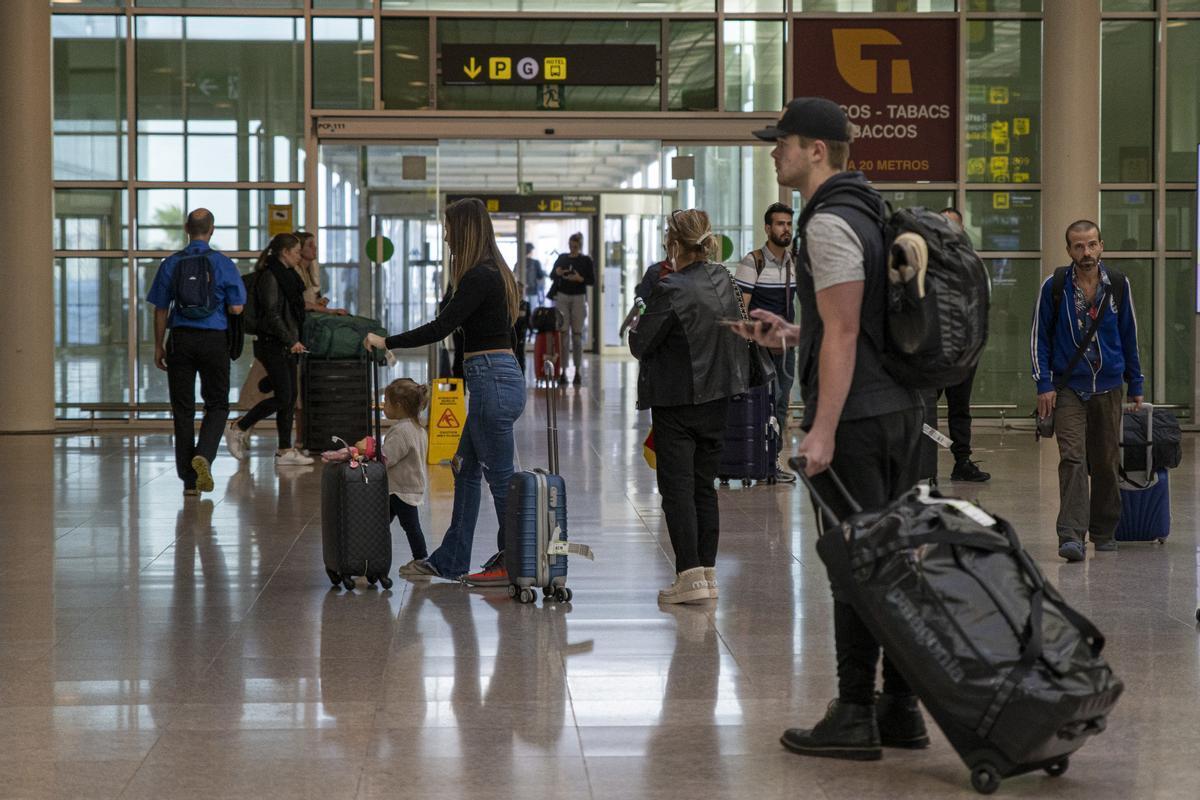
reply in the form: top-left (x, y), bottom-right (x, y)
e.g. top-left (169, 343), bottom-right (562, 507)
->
top-left (268, 204), bottom-right (293, 237)
top-left (428, 379), bottom-right (467, 464)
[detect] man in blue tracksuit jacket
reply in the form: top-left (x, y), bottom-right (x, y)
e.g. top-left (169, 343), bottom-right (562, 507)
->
top-left (1031, 220), bottom-right (1144, 561)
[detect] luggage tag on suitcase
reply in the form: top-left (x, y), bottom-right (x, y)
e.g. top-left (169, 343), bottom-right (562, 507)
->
top-left (915, 483), bottom-right (997, 528)
top-left (922, 424), bottom-right (953, 449)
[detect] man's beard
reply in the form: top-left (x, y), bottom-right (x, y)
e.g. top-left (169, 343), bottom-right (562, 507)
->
top-left (1074, 257), bottom-right (1098, 270)
top-left (769, 233), bottom-right (792, 249)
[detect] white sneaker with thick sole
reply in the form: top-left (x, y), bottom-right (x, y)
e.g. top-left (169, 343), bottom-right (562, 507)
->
top-left (658, 567), bottom-right (711, 605)
top-left (224, 423), bottom-right (248, 461)
top-left (704, 567), bottom-right (718, 600)
top-left (276, 448), bottom-right (315, 466)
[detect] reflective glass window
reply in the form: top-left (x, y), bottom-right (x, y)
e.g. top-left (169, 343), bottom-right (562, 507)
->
top-left (1107, 258), bottom-right (1154, 380)
top-left (964, 191), bottom-right (1040, 251)
top-left (135, 17), bottom-right (304, 182)
top-left (670, 145), bottom-right (779, 265)
top-left (55, 258), bottom-right (129, 413)
top-left (973, 258), bottom-right (1040, 416)
top-left (1101, 21), bottom-right (1155, 183)
top-left (726, 0), bottom-right (785, 9)
top-left (314, 17), bottom-right (375, 110)
top-left (1165, 258), bottom-right (1195, 406)
top-left (965, 21), bottom-right (1041, 184)
top-left (1100, 191), bottom-right (1155, 251)
top-left (800, 0), bottom-right (955, 9)
top-left (382, 1), bottom-right (712, 8)
top-left (1164, 191), bottom-right (1197, 252)
top-left (1166, 20), bottom-right (1200, 181)
top-left (1103, 0), bottom-right (1155, 9)
top-left (135, 0), bottom-right (302, 7)
top-left (878, 190), bottom-right (957, 214)
top-left (967, 0), bottom-right (1042, 9)
top-left (136, 189), bottom-right (304, 251)
top-left (314, 0), bottom-right (371, 7)
top-left (52, 15), bottom-right (127, 181)
top-left (381, 18), bottom-right (430, 110)
top-left (669, 22), bottom-right (717, 112)
top-left (54, 189), bottom-right (128, 251)
top-left (724, 20), bottom-right (785, 113)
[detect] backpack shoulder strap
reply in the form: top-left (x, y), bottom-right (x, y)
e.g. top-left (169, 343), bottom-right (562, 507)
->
top-left (1104, 265), bottom-right (1127, 311)
top-left (1049, 266), bottom-right (1070, 338)
top-left (751, 248), bottom-right (765, 277)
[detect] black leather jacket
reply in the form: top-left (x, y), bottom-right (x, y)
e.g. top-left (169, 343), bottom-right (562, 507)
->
top-left (256, 263), bottom-right (305, 346)
top-left (629, 260), bottom-right (749, 409)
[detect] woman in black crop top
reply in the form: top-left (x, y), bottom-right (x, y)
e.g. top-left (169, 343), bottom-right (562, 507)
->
top-left (365, 198), bottom-right (526, 583)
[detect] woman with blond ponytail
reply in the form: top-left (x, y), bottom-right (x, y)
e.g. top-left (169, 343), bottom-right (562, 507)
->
top-left (629, 209), bottom-right (749, 605)
top-left (365, 197), bottom-right (526, 584)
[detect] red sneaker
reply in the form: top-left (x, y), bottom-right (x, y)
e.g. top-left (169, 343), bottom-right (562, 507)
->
top-left (465, 561), bottom-right (509, 587)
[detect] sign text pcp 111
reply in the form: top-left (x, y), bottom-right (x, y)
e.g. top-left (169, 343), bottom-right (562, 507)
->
top-left (793, 19), bottom-right (958, 182)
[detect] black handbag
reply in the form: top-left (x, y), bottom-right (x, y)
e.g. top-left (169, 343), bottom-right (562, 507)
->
top-left (728, 272), bottom-right (776, 389)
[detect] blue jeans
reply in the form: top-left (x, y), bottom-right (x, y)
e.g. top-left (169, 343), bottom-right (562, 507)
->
top-left (426, 352), bottom-right (527, 578)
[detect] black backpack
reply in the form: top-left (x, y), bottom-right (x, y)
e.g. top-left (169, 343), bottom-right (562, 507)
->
top-left (531, 306), bottom-right (561, 333)
top-left (241, 270), bottom-right (262, 336)
top-left (171, 252), bottom-right (220, 320)
top-left (879, 207), bottom-right (991, 391)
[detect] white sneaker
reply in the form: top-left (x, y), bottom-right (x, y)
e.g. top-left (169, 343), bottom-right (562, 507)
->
top-left (224, 423), bottom-right (248, 461)
top-left (275, 448), bottom-right (314, 466)
top-left (704, 567), bottom-right (718, 600)
top-left (658, 567), bottom-right (711, 605)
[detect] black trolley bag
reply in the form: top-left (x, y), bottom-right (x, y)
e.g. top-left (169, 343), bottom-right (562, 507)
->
top-left (504, 359), bottom-right (594, 604)
top-left (793, 457), bottom-right (1123, 795)
top-left (321, 356), bottom-right (393, 592)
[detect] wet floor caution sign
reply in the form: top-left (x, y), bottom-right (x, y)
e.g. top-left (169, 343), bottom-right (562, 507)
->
top-left (427, 379), bottom-right (466, 464)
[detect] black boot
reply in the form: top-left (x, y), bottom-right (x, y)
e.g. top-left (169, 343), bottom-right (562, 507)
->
top-left (875, 693), bottom-right (930, 749)
top-left (780, 700), bottom-right (881, 761)
top-left (951, 458), bottom-right (990, 482)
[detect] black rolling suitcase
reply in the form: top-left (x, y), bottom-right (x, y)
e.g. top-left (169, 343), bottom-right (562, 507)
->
top-left (504, 360), bottom-right (594, 604)
top-left (793, 457), bottom-right (1122, 795)
top-left (717, 384), bottom-right (779, 486)
top-left (304, 358), bottom-right (372, 453)
top-left (321, 358), bottom-right (393, 592)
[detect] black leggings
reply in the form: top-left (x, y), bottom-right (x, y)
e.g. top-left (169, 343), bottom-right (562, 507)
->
top-left (390, 495), bottom-right (429, 560)
top-left (239, 339), bottom-right (296, 449)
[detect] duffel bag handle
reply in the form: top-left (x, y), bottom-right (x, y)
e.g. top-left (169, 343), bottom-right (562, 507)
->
top-left (791, 456), bottom-right (862, 528)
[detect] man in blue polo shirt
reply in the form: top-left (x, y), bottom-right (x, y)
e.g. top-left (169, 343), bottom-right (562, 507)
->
top-left (146, 208), bottom-right (246, 496)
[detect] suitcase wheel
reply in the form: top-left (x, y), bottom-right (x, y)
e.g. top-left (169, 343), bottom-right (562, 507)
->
top-left (341, 576), bottom-right (356, 592)
top-left (379, 576), bottom-right (394, 590)
top-left (516, 587), bottom-right (537, 604)
top-left (367, 576), bottom-right (377, 586)
top-left (970, 764), bottom-right (1000, 795)
top-left (1044, 757), bottom-right (1069, 778)
top-left (553, 587), bottom-right (573, 603)
top-left (326, 569), bottom-right (341, 587)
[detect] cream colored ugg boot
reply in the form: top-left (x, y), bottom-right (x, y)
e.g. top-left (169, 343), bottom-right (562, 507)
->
top-left (658, 567), bottom-right (711, 604)
top-left (704, 567), bottom-right (718, 599)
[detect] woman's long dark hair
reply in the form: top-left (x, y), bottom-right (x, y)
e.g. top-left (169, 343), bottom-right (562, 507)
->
top-left (255, 232), bottom-right (301, 272)
top-left (444, 198), bottom-right (520, 325)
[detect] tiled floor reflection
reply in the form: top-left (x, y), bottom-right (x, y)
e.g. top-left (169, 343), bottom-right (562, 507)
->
top-left (3, 358), bottom-right (1200, 798)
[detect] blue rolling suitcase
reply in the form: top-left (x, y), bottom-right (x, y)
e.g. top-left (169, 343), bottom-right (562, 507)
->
top-left (504, 360), bottom-right (594, 604)
top-left (1116, 404), bottom-right (1171, 543)
top-left (717, 384), bottom-right (780, 486)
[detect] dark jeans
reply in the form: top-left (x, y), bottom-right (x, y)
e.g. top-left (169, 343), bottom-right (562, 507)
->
top-left (1054, 389), bottom-right (1123, 545)
top-left (939, 366), bottom-right (976, 462)
top-left (769, 347), bottom-right (795, 428)
top-left (651, 398), bottom-right (730, 573)
top-left (806, 406), bottom-right (923, 706)
top-left (238, 338), bottom-right (296, 449)
top-left (390, 495), bottom-right (429, 560)
top-left (166, 327), bottom-right (231, 488)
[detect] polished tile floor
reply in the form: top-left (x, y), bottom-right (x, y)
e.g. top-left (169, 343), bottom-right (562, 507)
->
top-left (3, 360), bottom-right (1199, 799)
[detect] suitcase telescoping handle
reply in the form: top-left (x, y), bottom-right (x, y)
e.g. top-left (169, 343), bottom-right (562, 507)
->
top-left (371, 353), bottom-right (383, 460)
top-left (789, 456), bottom-right (862, 528)
top-left (544, 358), bottom-right (559, 474)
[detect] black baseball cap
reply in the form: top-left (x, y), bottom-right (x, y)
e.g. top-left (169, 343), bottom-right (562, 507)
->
top-left (752, 97), bottom-right (852, 143)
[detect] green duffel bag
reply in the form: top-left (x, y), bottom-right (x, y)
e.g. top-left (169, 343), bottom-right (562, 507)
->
top-left (303, 314), bottom-right (387, 359)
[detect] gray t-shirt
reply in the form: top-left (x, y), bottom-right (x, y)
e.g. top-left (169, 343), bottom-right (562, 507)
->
top-left (806, 212), bottom-right (864, 292)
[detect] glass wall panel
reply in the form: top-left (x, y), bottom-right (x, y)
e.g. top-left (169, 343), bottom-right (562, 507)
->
top-left (877, 190), bottom-right (956, 213)
top-left (136, 189), bottom-right (305, 251)
top-left (965, 21), bottom-right (1042, 184)
top-left (380, 18), bottom-right (431, 110)
top-left (436, 19), bottom-right (660, 112)
top-left (314, 18), bottom-right (375, 110)
top-left (967, 0), bottom-right (1042, 9)
top-left (54, 189), bottom-right (128, 251)
top-left (1166, 20), bottom-right (1200, 181)
top-left (726, 0), bottom-right (785, 9)
top-left (1102, 0), bottom-right (1154, 9)
top-left (801, 1), bottom-right (955, 9)
top-left (964, 190), bottom-right (1040, 251)
top-left (314, 0), bottom-right (371, 7)
top-left (669, 22), bottom-right (717, 112)
top-left (55, 258), bottom-right (129, 415)
top-left (135, 17), bottom-right (303, 182)
top-left (135, 0), bottom-right (302, 7)
top-left (1167, 0), bottom-right (1200, 8)
top-left (52, 15), bottom-right (126, 181)
top-left (1108, 258), bottom-right (1153, 384)
top-left (724, 20), bottom-right (785, 113)
top-left (1100, 190), bottom-right (1155, 251)
top-left (53, 1), bottom-right (124, 7)
top-left (382, 1), bottom-right (712, 8)
top-left (1165, 258), bottom-right (1195, 405)
top-left (669, 145), bottom-right (779, 267)
top-left (973, 258), bottom-right (1039, 416)
top-left (1101, 21), bottom-right (1154, 183)
top-left (1165, 191), bottom-right (1197, 252)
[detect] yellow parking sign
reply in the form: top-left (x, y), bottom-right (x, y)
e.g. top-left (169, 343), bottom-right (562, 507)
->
top-left (489, 57), bottom-right (512, 80)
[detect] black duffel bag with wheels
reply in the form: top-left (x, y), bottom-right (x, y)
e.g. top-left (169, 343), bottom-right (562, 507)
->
top-left (1120, 406), bottom-right (1182, 473)
top-left (796, 459), bottom-right (1122, 795)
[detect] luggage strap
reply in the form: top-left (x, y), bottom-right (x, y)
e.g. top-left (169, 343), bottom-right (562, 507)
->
top-left (976, 587), bottom-right (1045, 739)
